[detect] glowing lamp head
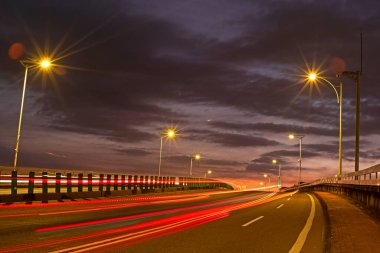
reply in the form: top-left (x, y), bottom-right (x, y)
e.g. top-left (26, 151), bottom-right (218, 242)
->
top-left (288, 134), bottom-right (295, 140)
top-left (165, 129), bottom-right (176, 139)
top-left (272, 159), bottom-right (277, 164)
top-left (264, 174), bottom-right (267, 178)
top-left (195, 154), bottom-right (201, 160)
top-left (40, 59), bottom-right (51, 69)
top-left (207, 170), bottom-right (212, 174)
top-left (260, 182), bottom-right (264, 186)
top-left (308, 72), bottom-right (317, 81)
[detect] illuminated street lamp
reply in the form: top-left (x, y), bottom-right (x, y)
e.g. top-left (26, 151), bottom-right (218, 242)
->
top-left (13, 57), bottom-right (52, 170)
top-left (40, 59), bottom-right (51, 68)
top-left (158, 128), bottom-right (177, 177)
top-left (189, 153), bottom-right (201, 176)
top-left (288, 133), bottom-right (304, 186)
top-left (263, 173), bottom-right (270, 186)
top-left (272, 159), bottom-right (281, 187)
top-left (306, 72), bottom-right (343, 177)
top-left (205, 169), bottom-right (212, 178)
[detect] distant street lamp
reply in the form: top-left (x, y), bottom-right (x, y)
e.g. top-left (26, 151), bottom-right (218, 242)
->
top-left (205, 169), bottom-right (212, 178)
top-left (13, 58), bottom-right (52, 170)
top-left (272, 159), bottom-right (281, 187)
top-left (263, 173), bottom-right (270, 186)
top-left (158, 128), bottom-right (177, 176)
top-left (189, 153), bottom-right (201, 176)
top-left (306, 72), bottom-right (343, 177)
top-left (288, 134), bottom-right (305, 185)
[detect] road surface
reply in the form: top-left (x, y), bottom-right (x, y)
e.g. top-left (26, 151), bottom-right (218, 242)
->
top-left (0, 190), bottom-right (325, 252)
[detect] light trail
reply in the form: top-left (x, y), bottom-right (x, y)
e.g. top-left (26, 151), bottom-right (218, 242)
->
top-left (35, 192), bottom-right (272, 232)
top-left (0, 191), bottom-right (296, 252)
top-left (35, 193), bottom-right (266, 232)
top-left (50, 210), bottom-right (230, 253)
top-left (0, 191), bottom-right (221, 209)
top-left (0, 195), bottom-right (208, 218)
top-left (48, 192), bottom-right (285, 253)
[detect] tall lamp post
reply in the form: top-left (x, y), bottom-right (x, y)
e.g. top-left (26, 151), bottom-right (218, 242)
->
top-left (288, 134), bottom-right (305, 185)
top-left (13, 58), bottom-right (52, 170)
top-left (190, 153), bottom-right (200, 176)
top-left (306, 72), bottom-right (343, 177)
top-left (158, 128), bottom-right (177, 177)
top-left (272, 159), bottom-right (281, 187)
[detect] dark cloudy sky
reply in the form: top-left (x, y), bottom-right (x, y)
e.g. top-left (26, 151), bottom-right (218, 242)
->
top-left (0, 0), bottom-right (379, 185)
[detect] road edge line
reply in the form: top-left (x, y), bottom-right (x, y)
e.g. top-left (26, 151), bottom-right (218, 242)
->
top-left (288, 193), bottom-right (315, 253)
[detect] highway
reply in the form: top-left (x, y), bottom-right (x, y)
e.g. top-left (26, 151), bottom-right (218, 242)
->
top-left (0, 190), bottom-right (325, 253)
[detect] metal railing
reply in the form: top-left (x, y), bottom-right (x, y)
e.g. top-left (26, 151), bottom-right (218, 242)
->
top-left (312, 163), bottom-right (380, 186)
top-left (0, 169), bottom-right (230, 196)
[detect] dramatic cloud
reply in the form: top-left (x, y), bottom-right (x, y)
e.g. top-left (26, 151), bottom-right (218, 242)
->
top-left (0, 0), bottom-right (379, 184)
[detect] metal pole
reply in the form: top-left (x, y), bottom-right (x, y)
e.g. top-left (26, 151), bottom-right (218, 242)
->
top-left (354, 72), bottom-right (361, 173)
top-left (13, 65), bottom-right (28, 170)
top-left (278, 164), bottom-right (281, 187)
top-left (299, 137), bottom-right (302, 186)
top-left (338, 79), bottom-right (343, 177)
top-left (341, 70), bottom-right (361, 176)
top-left (190, 157), bottom-right (193, 176)
top-left (158, 136), bottom-right (163, 177)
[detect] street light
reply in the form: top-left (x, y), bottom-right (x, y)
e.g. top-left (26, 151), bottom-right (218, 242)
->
top-left (13, 57), bottom-right (52, 170)
top-left (158, 128), bottom-right (177, 177)
top-left (40, 59), bottom-right (51, 68)
top-left (272, 159), bottom-right (281, 188)
top-left (306, 72), bottom-right (343, 177)
top-left (288, 133), bottom-right (305, 185)
top-left (189, 153), bottom-right (201, 176)
top-left (263, 173), bottom-right (270, 186)
top-left (205, 169), bottom-right (212, 178)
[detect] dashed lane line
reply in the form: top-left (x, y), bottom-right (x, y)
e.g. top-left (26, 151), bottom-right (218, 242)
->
top-left (242, 216), bottom-right (264, 227)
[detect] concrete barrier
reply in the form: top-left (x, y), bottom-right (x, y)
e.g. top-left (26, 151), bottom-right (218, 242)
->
top-left (304, 183), bottom-right (380, 216)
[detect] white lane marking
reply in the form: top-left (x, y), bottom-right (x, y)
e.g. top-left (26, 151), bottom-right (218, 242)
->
top-left (276, 204), bottom-right (284, 209)
top-left (288, 193), bottom-right (316, 253)
top-left (287, 198), bottom-right (291, 201)
top-left (242, 216), bottom-right (264, 227)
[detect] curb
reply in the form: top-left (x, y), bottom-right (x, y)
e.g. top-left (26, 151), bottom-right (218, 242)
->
top-left (313, 191), bottom-right (331, 253)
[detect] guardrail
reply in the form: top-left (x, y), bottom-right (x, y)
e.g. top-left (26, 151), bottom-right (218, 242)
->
top-left (312, 163), bottom-right (380, 186)
top-left (0, 169), bottom-right (232, 197)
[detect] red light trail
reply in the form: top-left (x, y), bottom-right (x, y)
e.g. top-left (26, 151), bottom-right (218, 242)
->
top-left (0, 191), bottom-right (294, 252)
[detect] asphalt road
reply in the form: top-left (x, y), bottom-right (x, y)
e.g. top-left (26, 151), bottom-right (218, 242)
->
top-left (0, 190), bottom-right (325, 253)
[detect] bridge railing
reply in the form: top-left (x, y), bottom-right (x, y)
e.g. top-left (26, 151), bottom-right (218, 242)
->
top-left (0, 169), bottom-right (231, 196)
top-left (311, 163), bottom-right (380, 186)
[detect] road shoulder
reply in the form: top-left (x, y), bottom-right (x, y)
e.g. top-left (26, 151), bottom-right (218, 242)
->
top-left (314, 191), bottom-right (380, 253)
